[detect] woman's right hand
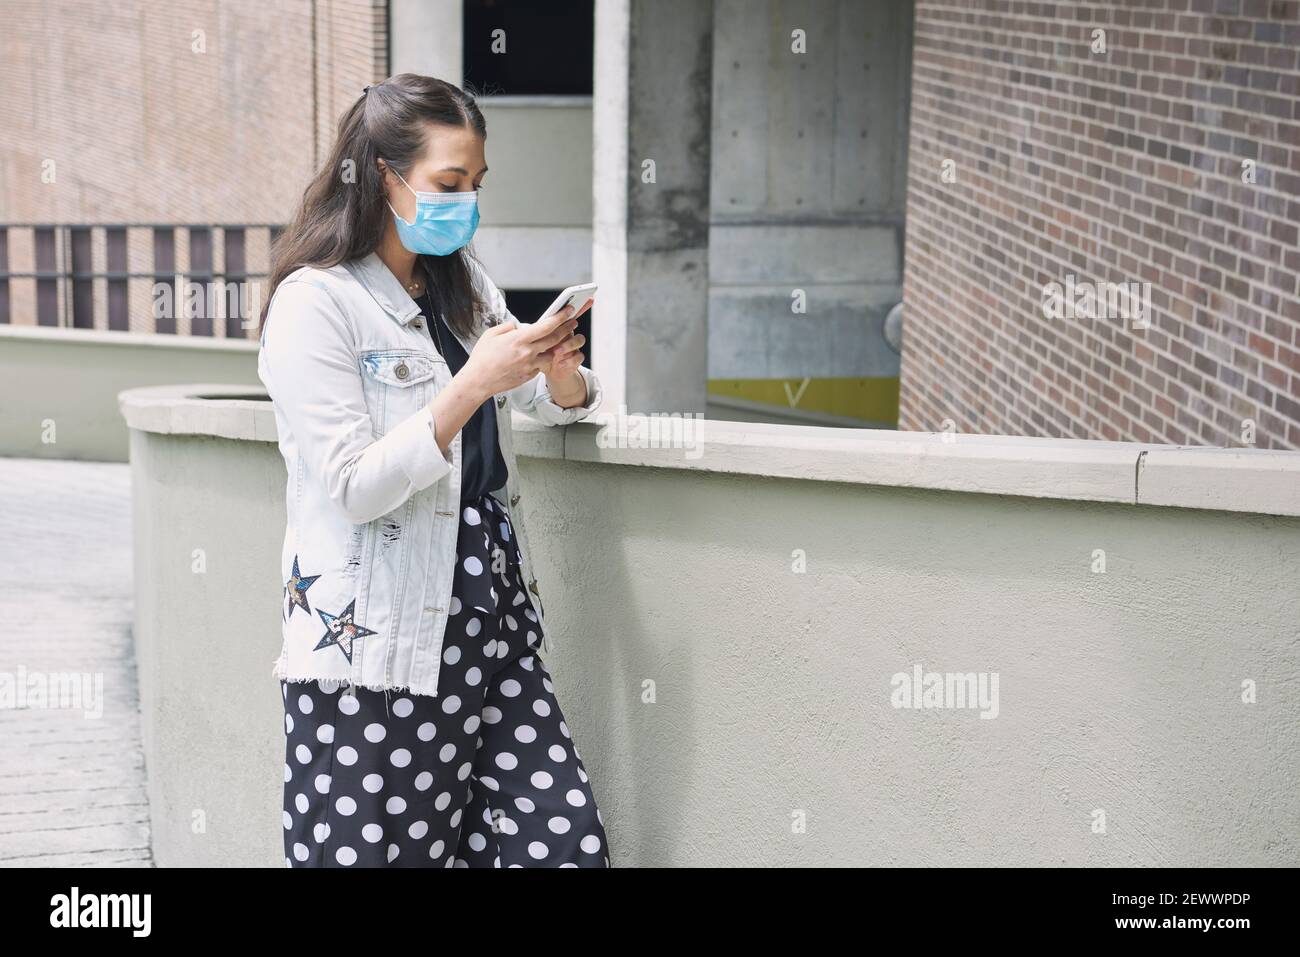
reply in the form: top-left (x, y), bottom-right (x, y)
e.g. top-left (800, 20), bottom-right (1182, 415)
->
top-left (460, 307), bottom-right (579, 400)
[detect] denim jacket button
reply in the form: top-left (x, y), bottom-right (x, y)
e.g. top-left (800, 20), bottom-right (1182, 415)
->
top-left (496, 395), bottom-right (507, 409)
top-left (510, 493), bottom-right (520, 507)
top-left (394, 362), bottom-right (410, 381)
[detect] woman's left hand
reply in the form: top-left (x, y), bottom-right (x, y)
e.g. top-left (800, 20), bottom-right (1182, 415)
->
top-left (536, 301), bottom-right (590, 391)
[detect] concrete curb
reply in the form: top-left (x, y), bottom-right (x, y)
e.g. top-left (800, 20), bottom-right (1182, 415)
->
top-left (118, 384), bottom-right (1300, 518)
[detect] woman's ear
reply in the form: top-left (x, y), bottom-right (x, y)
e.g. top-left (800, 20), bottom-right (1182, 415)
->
top-left (375, 159), bottom-right (399, 204)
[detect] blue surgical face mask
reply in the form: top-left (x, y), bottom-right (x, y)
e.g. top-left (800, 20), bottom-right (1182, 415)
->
top-left (384, 165), bottom-right (479, 256)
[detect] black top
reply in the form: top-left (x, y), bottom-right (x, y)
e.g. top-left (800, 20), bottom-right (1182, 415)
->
top-left (415, 291), bottom-right (509, 502)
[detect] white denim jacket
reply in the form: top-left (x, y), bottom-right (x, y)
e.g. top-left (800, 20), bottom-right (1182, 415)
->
top-left (257, 251), bottom-right (602, 697)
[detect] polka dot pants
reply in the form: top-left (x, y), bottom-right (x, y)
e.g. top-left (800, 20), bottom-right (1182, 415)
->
top-left (280, 492), bottom-right (610, 868)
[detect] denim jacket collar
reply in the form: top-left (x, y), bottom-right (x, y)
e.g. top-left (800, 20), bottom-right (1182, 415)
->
top-left (346, 251), bottom-right (422, 326)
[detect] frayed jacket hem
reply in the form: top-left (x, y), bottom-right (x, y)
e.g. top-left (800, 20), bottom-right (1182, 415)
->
top-left (272, 659), bottom-right (439, 700)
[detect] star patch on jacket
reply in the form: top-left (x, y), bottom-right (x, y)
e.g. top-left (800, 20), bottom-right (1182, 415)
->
top-left (284, 555), bottom-right (321, 620)
top-left (314, 599), bottom-right (377, 664)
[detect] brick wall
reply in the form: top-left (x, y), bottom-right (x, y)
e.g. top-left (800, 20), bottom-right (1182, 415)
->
top-left (0, 0), bottom-right (386, 332)
top-left (900, 0), bottom-right (1300, 449)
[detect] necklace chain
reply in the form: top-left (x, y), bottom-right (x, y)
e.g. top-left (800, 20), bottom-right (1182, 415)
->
top-left (419, 289), bottom-right (445, 356)
top-left (408, 263), bottom-right (443, 356)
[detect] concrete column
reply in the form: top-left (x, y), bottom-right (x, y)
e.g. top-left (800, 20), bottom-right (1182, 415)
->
top-left (389, 0), bottom-right (462, 83)
top-left (593, 0), bottom-right (713, 414)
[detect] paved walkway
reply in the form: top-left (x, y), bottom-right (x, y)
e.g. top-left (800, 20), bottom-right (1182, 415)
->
top-left (0, 457), bottom-right (152, 866)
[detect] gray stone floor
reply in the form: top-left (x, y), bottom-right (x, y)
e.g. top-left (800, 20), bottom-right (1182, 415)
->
top-left (0, 457), bottom-right (152, 866)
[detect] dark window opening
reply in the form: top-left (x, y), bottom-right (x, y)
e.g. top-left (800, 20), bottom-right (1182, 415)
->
top-left (462, 0), bottom-right (594, 97)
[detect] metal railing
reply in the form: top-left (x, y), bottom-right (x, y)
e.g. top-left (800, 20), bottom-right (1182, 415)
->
top-left (0, 224), bottom-right (281, 336)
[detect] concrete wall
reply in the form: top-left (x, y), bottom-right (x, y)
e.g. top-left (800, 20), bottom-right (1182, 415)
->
top-left (122, 386), bottom-right (1300, 866)
top-left (471, 101), bottom-right (595, 290)
top-left (707, 0), bottom-right (913, 424)
top-left (390, 0), bottom-right (461, 86)
top-left (0, 327), bottom-right (260, 461)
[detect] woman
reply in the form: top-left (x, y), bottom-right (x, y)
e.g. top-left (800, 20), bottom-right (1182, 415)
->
top-left (257, 74), bottom-right (610, 868)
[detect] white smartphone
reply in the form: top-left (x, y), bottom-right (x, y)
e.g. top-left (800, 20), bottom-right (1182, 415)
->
top-left (540, 282), bottom-right (597, 321)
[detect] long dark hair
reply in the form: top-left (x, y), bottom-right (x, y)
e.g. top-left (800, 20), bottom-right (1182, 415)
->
top-left (259, 74), bottom-right (487, 337)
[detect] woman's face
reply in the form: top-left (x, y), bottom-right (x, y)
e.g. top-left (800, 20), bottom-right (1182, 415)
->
top-left (382, 122), bottom-right (487, 223)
